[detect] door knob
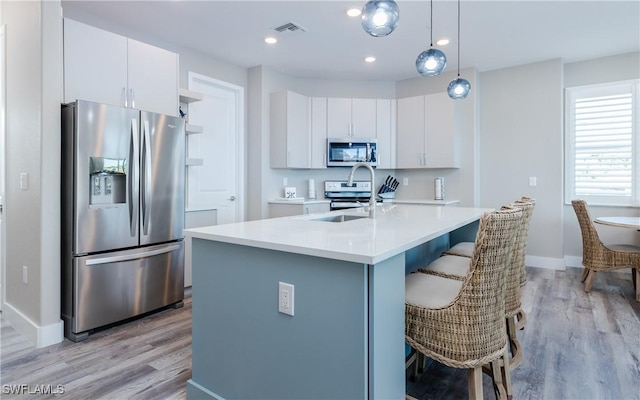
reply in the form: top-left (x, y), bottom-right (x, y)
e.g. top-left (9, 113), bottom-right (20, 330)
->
top-left (229, 196), bottom-right (236, 201)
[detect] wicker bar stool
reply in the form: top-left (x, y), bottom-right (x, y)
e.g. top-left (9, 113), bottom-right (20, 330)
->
top-left (419, 199), bottom-right (535, 369)
top-left (405, 207), bottom-right (523, 400)
top-left (571, 200), bottom-right (640, 301)
top-left (445, 197), bottom-right (535, 286)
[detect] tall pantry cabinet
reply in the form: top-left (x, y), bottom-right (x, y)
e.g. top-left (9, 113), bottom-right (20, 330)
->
top-left (63, 18), bottom-right (179, 117)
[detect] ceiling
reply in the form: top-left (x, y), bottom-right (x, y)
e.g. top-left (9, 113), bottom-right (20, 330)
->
top-left (61, 0), bottom-right (640, 82)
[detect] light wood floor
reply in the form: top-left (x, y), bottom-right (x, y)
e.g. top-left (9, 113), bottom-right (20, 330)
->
top-left (2, 266), bottom-right (639, 399)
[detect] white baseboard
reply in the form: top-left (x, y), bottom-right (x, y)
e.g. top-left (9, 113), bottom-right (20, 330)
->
top-left (2, 301), bottom-right (63, 348)
top-left (525, 255), bottom-right (566, 270)
top-left (563, 256), bottom-right (584, 269)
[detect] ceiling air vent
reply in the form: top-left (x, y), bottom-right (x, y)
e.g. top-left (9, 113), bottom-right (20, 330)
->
top-left (273, 22), bottom-right (308, 33)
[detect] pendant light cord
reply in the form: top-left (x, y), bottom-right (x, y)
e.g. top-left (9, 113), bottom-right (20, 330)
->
top-left (457, 0), bottom-right (461, 77)
top-left (429, 0), bottom-right (434, 47)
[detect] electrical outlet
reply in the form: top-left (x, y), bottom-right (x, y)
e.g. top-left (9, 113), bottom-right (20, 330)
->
top-left (283, 177), bottom-right (288, 186)
top-left (529, 177), bottom-right (537, 187)
top-left (403, 177), bottom-right (409, 186)
top-left (278, 282), bottom-right (294, 316)
top-left (22, 265), bottom-right (28, 284)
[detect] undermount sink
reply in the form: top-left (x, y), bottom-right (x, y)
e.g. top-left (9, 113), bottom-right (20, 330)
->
top-left (311, 214), bottom-right (369, 223)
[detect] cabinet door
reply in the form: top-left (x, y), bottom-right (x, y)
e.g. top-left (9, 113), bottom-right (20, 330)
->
top-left (269, 203), bottom-right (304, 218)
top-left (425, 93), bottom-right (458, 168)
top-left (270, 91), bottom-right (311, 169)
top-left (310, 97), bottom-right (328, 169)
top-left (63, 18), bottom-right (127, 106)
top-left (304, 203), bottom-right (330, 214)
top-left (327, 98), bottom-right (352, 137)
top-left (396, 96), bottom-right (425, 169)
top-left (375, 99), bottom-right (395, 169)
top-left (128, 39), bottom-right (179, 116)
top-left (351, 98), bottom-right (377, 138)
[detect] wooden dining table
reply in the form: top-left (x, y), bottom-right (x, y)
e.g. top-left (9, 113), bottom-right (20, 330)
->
top-left (594, 216), bottom-right (640, 230)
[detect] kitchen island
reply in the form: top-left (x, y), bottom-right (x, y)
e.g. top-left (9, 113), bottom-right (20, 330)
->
top-left (184, 204), bottom-right (486, 400)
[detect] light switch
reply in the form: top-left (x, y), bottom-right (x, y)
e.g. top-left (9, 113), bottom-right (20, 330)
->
top-left (20, 173), bottom-right (29, 190)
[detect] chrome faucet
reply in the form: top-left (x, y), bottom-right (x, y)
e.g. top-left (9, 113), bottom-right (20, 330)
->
top-left (347, 162), bottom-right (376, 219)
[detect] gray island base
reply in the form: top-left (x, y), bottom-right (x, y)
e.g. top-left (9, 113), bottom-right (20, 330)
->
top-left (184, 204), bottom-right (485, 399)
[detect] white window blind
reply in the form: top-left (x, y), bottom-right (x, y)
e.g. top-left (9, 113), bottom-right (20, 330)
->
top-left (565, 80), bottom-right (639, 206)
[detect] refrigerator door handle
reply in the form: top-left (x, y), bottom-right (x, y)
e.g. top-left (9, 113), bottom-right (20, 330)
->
top-left (85, 244), bottom-right (181, 266)
top-left (141, 120), bottom-right (152, 235)
top-left (129, 119), bottom-right (139, 237)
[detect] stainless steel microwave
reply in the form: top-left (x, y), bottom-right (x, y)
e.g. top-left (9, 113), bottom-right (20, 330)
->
top-left (327, 138), bottom-right (377, 167)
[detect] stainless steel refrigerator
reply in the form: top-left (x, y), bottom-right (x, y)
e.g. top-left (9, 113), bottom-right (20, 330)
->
top-left (61, 100), bottom-right (185, 342)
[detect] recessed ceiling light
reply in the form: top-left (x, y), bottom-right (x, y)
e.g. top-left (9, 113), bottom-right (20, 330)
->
top-left (265, 36), bottom-right (277, 44)
top-left (347, 8), bottom-right (362, 17)
top-left (365, 56), bottom-right (376, 63)
top-left (436, 38), bottom-right (450, 46)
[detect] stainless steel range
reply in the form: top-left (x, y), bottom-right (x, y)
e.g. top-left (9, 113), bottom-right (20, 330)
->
top-left (324, 180), bottom-right (380, 210)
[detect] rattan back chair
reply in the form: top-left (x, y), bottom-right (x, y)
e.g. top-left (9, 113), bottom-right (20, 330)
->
top-left (571, 200), bottom-right (640, 301)
top-left (405, 207), bottom-right (523, 400)
top-left (502, 198), bottom-right (535, 369)
top-left (422, 198), bottom-right (535, 362)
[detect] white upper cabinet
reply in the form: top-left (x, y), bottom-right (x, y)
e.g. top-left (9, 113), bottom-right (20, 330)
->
top-left (63, 18), bottom-right (178, 116)
top-left (327, 98), bottom-right (377, 138)
top-left (396, 93), bottom-right (458, 169)
top-left (270, 91), bottom-right (311, 169)
top-left (376, 99), bottom-right (396, 169)
top-left (310, 97), bottom-right (328, 169)
top-left (127, 39), bottom-right (179, 116)
top-left (424, 93), bottom-right (457, 168)
top-left (63, 18), bottom-right (128, 107)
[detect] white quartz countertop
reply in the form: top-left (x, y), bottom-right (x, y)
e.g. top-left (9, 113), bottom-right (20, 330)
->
top-left (184, 204), bottom-right (487, 264)
top-left (268, 198), bottom-right (331, 204)
top-left (386, 199), bottom-right (460, 205)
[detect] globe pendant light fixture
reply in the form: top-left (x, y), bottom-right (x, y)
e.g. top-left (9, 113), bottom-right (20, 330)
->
top-left (448, 0), bottom-right (471, 99)
top-left (416, 0), bottom-right (446, 76)
top-left (361, 0), bottom-right (399, 37)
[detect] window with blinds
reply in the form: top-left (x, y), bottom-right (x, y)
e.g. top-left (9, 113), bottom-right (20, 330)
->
top-left (565, 80), bottom-right (639, 206)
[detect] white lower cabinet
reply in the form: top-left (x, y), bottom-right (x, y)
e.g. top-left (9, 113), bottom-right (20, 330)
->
top-left (397, 93), bottom-right (458, 169)
top-left (269, 202), bottom-right (330, 218)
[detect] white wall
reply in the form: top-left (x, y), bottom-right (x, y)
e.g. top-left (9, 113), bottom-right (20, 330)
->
top-left (1, 0), bottom-right (63, 347)
top-left (562, 52), bottom-right (640, 264)
top-left (479, 59), bottom-right (564, 268)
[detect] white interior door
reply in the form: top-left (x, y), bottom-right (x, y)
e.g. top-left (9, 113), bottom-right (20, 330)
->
top-left (187, 72), bottom-right (244, 225)
top-left (1, 24), bottom-right (6, 309)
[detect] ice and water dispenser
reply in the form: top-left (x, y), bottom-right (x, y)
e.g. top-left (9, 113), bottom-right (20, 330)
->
top-left (89, 157), bottom-right (126, 205)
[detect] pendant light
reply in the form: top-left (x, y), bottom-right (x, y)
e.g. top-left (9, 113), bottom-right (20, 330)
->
top-left (447, 0), bottom-right (471, 99)
top-left (361, 0), bottom-right (399, 37)
top-left (416, 0), bottom-right (446, 76)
